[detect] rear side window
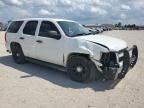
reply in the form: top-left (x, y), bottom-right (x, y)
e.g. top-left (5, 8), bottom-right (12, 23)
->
top-left (7, 21), bottom-right (23, 33)
top-left (23, 21), bottom-right (38, 36)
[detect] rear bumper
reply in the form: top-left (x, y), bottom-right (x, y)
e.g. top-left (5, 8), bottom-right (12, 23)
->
top-left (102, 45), bottom-right (138, 80)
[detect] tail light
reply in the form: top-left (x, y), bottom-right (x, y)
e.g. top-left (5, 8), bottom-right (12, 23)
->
top-left (5, 32), bottom-right (7, 44)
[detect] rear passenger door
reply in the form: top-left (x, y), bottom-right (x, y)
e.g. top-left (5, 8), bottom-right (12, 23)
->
top-left (20, 20), bottom-right (38, 58)
top-left (35, 21), bottom-right (64, 65)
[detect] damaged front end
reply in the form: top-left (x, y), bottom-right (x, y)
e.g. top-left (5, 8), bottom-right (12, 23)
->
top-left (99, 45), bottom-right (138, 80)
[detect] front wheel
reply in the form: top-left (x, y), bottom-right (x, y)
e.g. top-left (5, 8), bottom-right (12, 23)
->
top-left (67, 56), bottom-right (99, 82)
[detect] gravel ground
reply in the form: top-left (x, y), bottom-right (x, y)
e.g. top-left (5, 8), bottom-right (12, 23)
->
top-left (0, 30), bottom-right (144, 108)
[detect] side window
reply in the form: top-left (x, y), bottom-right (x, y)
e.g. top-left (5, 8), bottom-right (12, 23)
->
top-left (23, 21), bottom-right (38, 36)
top-left (7, 21), bottom-right (23, 33)
top-left (38, 21), bottom-right (60, 37)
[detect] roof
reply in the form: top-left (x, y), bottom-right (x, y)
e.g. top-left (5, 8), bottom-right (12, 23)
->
top-left (11, 18), bottom-right (76, 22)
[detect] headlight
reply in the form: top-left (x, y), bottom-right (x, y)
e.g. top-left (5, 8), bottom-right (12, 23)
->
top-left (100, 53), bottom-right (110, 66)
top-left (100, 52), bottom-right (117, 67)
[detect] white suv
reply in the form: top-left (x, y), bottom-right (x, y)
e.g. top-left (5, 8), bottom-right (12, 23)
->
top-left (5, 18), bottom-right (138, 82)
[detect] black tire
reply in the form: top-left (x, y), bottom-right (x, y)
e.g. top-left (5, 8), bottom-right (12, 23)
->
top-left (67, 56), bottom-right (100, 82)
top-left (11, 45), bottom-right (26, 64)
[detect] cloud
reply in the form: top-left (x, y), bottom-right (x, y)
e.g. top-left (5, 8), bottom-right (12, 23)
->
top-left (0, 0), bottom-right (143, 25)
top-left (39, 9), bottom-right (55, 16)
top-left (133, 0), bottom-right (144, 9)
top-left (2, 0), bottom-right (23, 6)
top-left (120, 13), bottom-right (127, 19)
top-left (121, 4), bottom-right (131, 10)
top-left (92, 0), bottom-right (111, 7)
top-left (90, 7), bottom-right (107, 15)
top-left (56, 0), bottom-right (72, 7)
top-left (0, 1), bottom-right (4, 6)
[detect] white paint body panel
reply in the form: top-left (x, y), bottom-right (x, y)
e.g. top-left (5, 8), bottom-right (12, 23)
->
top-left (76, 35), bottom-right (127, 52)
top-left (5, 18), bottom-right (128, 67)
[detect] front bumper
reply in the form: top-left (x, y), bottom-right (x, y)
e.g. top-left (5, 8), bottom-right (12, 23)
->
top-left (102, 45), bottom-right (138, 80)
top-left (117, 45), bottom-right (138, 79)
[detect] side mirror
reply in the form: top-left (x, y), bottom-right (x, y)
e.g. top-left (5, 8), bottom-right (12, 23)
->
top-left (48, 31), bottom-right (61, 40)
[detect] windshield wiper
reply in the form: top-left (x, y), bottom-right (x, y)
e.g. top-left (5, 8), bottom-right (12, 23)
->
top-left (72, 33), bottom-right (92, 37)
top-left (85, 32), bottom-right (94, 35)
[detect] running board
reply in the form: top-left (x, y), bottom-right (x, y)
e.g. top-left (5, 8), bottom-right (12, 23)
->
top-left (25, 57), bottom-right (66, 72)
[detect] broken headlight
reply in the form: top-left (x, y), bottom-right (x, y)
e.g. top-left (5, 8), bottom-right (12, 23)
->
top-left (100, 52), bottom-right (118, 67)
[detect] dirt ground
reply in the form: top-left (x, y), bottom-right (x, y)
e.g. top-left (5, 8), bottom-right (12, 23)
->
top-left (0, 30), bottom-right (144, 108)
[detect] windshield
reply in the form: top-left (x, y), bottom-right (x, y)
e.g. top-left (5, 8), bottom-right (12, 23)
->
top-left (57, 21), bottom-right (91, 37)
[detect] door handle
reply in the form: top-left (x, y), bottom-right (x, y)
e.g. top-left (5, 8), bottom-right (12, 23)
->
top-left (19, 37), bottom-right (24, 40)
top-left (36, 40), bottom-right (43, 43)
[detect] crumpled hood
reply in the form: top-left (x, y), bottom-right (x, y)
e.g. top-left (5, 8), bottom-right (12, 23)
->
top-left (76, 34), bottom-right (127, 52)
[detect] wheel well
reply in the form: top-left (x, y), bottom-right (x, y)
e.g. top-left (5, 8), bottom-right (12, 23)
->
top-left (67, 53), bottom-right (90, 63)
top-left (10, 42), bottom-right (21, 51)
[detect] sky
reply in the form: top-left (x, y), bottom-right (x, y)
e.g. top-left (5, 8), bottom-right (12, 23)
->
top-left (0, 0), bottom-right (144, 25)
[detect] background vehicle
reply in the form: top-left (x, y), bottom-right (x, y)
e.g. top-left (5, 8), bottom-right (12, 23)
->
top-left (95, 27), bottom-right (104, 33)
top-left (87, 28), bottom-right (99, 34)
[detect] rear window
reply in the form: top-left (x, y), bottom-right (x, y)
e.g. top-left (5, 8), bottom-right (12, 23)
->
top-left (7, 21), bottom-right (23, 33)
top-left (23, 21), bottom-right (38, 36)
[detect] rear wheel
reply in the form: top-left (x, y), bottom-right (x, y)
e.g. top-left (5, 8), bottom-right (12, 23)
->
top-left (11, 44), bottom-right (26, 64)
top-left (67, 56), bottom-right (100, 82)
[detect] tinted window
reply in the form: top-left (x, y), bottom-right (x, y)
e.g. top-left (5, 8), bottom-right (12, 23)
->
top-left (23, 21), bottom-right (38, 35)
top-left (39, 21), bottom-right (60, 37)
top-left (7, 21), bottom-right (23, 33)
